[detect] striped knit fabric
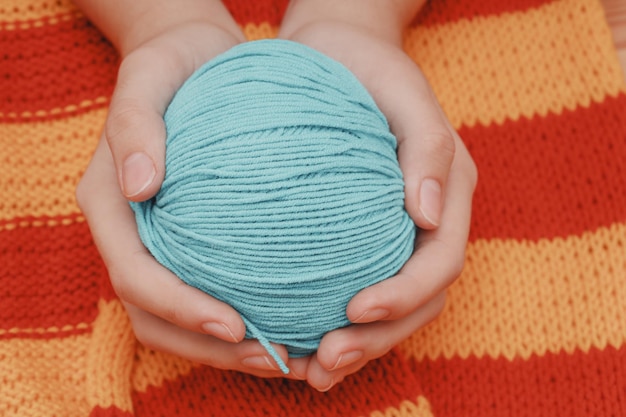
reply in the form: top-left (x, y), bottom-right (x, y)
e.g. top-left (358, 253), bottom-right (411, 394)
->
top-left (1, 0), bottom-right (625, 416)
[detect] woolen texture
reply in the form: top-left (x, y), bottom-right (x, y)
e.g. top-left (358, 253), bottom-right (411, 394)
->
top-left (131, 39), bottom-right (415, 371)
top-left (1, 0), bottom-right (626, 416)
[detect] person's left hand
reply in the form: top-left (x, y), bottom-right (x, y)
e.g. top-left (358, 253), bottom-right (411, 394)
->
top-left (279, 3), bottom-right (478, 391)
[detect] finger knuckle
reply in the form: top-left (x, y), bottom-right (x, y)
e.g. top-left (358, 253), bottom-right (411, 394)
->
top-left (159, 282), bottom-right (192, 325)
top-left (104, 99), bottom-right (151, 146)
top-left (160, 299), bottom-right (186, 326)
top-left (423, 131), bottom-right (456, 162)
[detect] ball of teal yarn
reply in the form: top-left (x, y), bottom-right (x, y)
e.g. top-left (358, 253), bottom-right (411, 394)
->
top-left (131, 39), bottom-right (416, 374)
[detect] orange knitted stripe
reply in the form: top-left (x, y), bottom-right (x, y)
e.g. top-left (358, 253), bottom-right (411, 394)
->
top-left (89, 407), bottom-right (134, 417)
top-left (0, 110), bottom-right (103, 221)
top-left (86, 300), bottom-right (135, 414)
top-left (412, 345), bottom-right (626, 417)
top-left (399, 222), bottom-right (626, 361)
top-left (1, 301), bottom-right (135, 416)
top-left (0, 302), bottom-right (135, 417)
top-left (0, 334), bottom-right (92, 417)
top-left (404, 0), bottom-right (625, 129)
top-left (0, 10), bottom-right (82, 30)
top-left (367, 397), bottom-right (433, 417)
top-left (0, 0), bottom-right (77, 22)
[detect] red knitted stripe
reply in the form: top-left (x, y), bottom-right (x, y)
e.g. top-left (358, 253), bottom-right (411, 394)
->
top-left (0, 220), bottom-right (106, 336)
top-left (132, 350), bottom-right (424, 417)
top-left (413, 345), bottom-right (626, 417)
top-left (466, 93), bottom-right (626, 241)
top-left (0, 16), bottom-right (116, 119)
top-left (414, 0), bottom-right (556, 26)
top-left (222, 0), bottom-right (289, 26)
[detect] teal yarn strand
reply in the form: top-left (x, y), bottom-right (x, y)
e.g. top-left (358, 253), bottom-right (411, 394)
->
top-left (131, 39), bottom-right (416, 374)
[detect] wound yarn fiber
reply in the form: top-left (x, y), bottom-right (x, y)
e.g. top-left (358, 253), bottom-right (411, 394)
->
top-left (131, 39), bottom-right (416, 374)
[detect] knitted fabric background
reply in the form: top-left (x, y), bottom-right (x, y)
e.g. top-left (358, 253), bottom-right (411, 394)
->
top-left (1, 0), bottom-right (625, 416)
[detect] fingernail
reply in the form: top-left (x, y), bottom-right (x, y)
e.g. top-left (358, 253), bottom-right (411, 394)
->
top-left (122, 152), bottom-right (156, 197)
top-left (241, 355), bottom-right (278, 371)
top-left (317, 377), bottom-right (335, 393)
top-left (288, 368), bottom-right (305, 380)
top-left (419, 178), bottom-right (442, 227)
top-left (353, 308), bottom-right (390, 323)
top-left (201, 322), bottom-right (239, 343)
top-left (330, 350), bottom-right (363, 371)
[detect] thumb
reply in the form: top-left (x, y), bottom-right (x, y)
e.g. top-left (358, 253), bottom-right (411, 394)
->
top-left (395, 92), bottom-right (457, 230)
top-left (105, 100), bottom-right (165, 202)
top-left (370, 57), bottom-right (456, 230)
top-left (105, 46), bottom-right (192, 202)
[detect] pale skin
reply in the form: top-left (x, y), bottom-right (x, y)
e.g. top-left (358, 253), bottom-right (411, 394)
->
top-left (75, 0), bottom-right (477, 391)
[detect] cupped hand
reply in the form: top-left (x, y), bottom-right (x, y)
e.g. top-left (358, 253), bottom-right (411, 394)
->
top-left (279, 20), bottom-right (478, 391)
top-left (78, 135), bottom-right (303, 378)
top-left (77, 20), bottom-right (304, 379)
top-left (104, 22), bottom-right (244, 201)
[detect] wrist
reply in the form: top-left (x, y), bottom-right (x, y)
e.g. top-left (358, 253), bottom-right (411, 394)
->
top-left (119, 1), bottom-right (244, 57)
top-left (279, 0), bottom-right (424, 46)
top-left (75, 0), bottom-right (244, 58)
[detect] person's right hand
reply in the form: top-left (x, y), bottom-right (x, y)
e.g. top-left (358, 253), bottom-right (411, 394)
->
top-left (76, 5), bottom-right (302, 378)
top-left (78, 136), bottom-right (298, 378)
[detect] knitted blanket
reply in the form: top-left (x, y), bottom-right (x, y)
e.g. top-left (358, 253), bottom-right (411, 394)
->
top-left (1, 0), bottom-right (625, 416)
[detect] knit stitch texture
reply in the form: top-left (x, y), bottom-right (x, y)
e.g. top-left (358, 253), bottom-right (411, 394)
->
top-left (1, 0), bottom-right (625, 416)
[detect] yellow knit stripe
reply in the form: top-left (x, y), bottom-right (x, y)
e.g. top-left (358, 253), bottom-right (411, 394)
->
top-left (0, 335), bottom-right (92, 417)
top-left (0, 0), bottom-right (78, 23)
top-left (242, 21), bottom-right (278, 41)
top-left (366, 397), bottom-right (433, 417)
top-left (399, 222), bottom-right (626, 362)
top-left (0, 109), bottom-right (104, 221)
top-left (404, 0), bottom-right (625, 128)
top-left (0, 10), bottom-right (82, 30)
top-left (131, 343), bottom-right (198, 393)
top-left (85, 299), bottom-right (135, 413)
top-left (0, 301), bottom-right (135, 416)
